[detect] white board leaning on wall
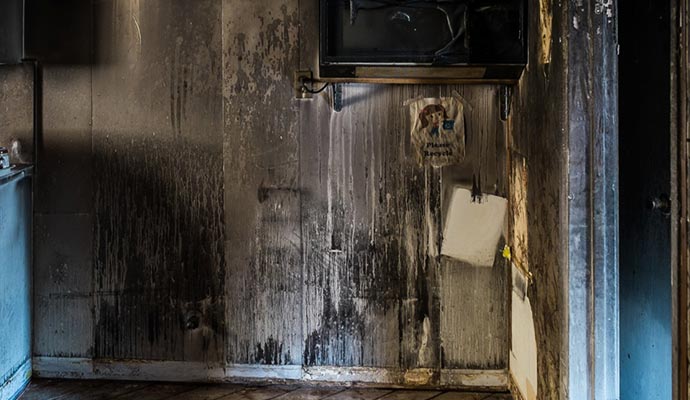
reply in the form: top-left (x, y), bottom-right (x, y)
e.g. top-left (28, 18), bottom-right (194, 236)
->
top-left (441, 186), bottom-right (508, 267)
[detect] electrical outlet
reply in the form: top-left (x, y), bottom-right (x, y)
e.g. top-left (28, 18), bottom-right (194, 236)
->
top-left (294, 70), bottom-right (313, 99)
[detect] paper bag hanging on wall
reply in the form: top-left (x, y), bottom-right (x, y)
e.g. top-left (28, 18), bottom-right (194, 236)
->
top-left (409, 97), bottom-right (465, 168)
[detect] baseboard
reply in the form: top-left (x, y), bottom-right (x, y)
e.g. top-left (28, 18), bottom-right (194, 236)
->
top-left (303, 366), bottom-right (507, 389)
top-left (222, 364), bottom-right (304, 381)
top-left (33, 357), bottom-right (508, 390)
top-left (0, 359), bottom-right (32, 400)
top-left (302, 366), bottom-right (436, 386)
top-left (440, 369), bottom-right (508, 389)
top-left (32, 358), bottom-right (227, 382)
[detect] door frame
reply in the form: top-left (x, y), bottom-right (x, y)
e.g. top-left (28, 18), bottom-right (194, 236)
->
top-left (566, 1), bottom-right (619, 398)
top-left (676, 0), bottom-right (688, 398)
top-left (570, 1), bottom-right (685, 398)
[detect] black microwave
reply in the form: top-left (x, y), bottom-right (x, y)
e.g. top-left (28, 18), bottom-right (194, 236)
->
top-left (320, 0), bottom-right (527, 82)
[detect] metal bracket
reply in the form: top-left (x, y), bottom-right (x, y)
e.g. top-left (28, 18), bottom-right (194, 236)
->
top-left (500, 85), bottom-right (513, 121)
top-left (332, 83), bottom-right (343, 112)
top-left (294, 70), bottom-right (314, 99)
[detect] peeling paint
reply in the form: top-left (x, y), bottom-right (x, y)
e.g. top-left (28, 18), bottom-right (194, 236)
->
top-left (539, 0), bottom-right (553, 66)
top-left (510, 155), bottom-right (529, 271)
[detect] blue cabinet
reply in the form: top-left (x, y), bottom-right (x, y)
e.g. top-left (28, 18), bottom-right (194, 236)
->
top-left (0, 167), bottom-right (33, 400)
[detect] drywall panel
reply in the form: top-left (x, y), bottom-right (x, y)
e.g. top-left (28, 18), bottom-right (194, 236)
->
top-left (92, 0), bottom-right (225, 361)
top-left (299, 84), bottom-right (508, 372)
top-left (33, 64), bottom-right (95, 359)
top-left (439, 85), bottom-right (509, 370)
top-left (27, 2), bottom-right (95, 362)
top-left (223, 0), bottom-right (303, 365)
top-left (440, 256), bottom-right (508, 370)
top-left (299, 84), bottom-right (436, 369)
top-left (508, 0), bottom-right (569, 397)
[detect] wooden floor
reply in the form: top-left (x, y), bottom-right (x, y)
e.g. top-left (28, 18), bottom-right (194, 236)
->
top-left (17, 379), bottom-right (513, 400)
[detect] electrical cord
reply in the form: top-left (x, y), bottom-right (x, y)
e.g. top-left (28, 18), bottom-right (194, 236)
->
top-left (301, 80), bottom-right (331, 94)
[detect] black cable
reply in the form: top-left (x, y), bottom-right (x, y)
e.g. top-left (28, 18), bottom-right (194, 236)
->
top-left (301, 80), bottom-right (330, 94)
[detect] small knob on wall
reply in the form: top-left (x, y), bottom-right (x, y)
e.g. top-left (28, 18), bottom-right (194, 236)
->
top-left (185, 315), bottom-right (200, 330)
top-left (647, 193), bottom-right (671, 216)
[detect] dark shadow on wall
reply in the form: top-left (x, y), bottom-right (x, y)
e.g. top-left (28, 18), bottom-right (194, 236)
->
top-left (92, 135), bottom-right (226, 362)
top-left (31, 134), bottom-right (226, 362)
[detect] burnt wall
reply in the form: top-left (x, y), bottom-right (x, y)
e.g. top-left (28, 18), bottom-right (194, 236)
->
top-left (0, 0), bottom-right (512, 383)
top-left (509, 0), bottom-right (620, 399)
top-left (91, 0), bottom-right (226, 361)
top-left (223, 1), bottom-right (303, 366)
top-left (295, 84), bottom-right (508, 372)
top-left (508, 0), bottom-right (568, 398)
top-left (226, 0), bottom-right (510, 375)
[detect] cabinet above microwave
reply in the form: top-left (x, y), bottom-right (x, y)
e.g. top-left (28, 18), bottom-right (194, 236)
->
top-left (319, 0), bottom-right (527, 83)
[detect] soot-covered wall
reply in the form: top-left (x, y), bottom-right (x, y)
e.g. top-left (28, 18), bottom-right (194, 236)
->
top-left (508, 0), bottom-right (619, 399)
top-left (508, 0), bottom-right (568, 395)
top-left (0, 0), bottom-right (512, 386)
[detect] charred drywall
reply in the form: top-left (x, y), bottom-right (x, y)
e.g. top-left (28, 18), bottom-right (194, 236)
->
top-left (91, 0), bottom-right (225, 362)
top-left (222, 0), bottom-right (510, 374)
top-left (295, 0), bottom-right (509, 375)
top-left (11, 0), bottom-right (511, 383)
top-left (297, 85), bottom-right (508, 374)
top-left (33, 63), bottom-right (95, 359)
top-left (509, 0), bottom-right (620, 399)
top-left (223, 0), bottom-right (303, 366)
top-left (508, 0), bottom-right (568, 398)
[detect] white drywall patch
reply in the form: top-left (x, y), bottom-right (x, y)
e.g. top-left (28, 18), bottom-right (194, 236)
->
top-left (510, 263), bottom-right (538, 400)
top-left (441, 187), bottom-right (508, 267)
